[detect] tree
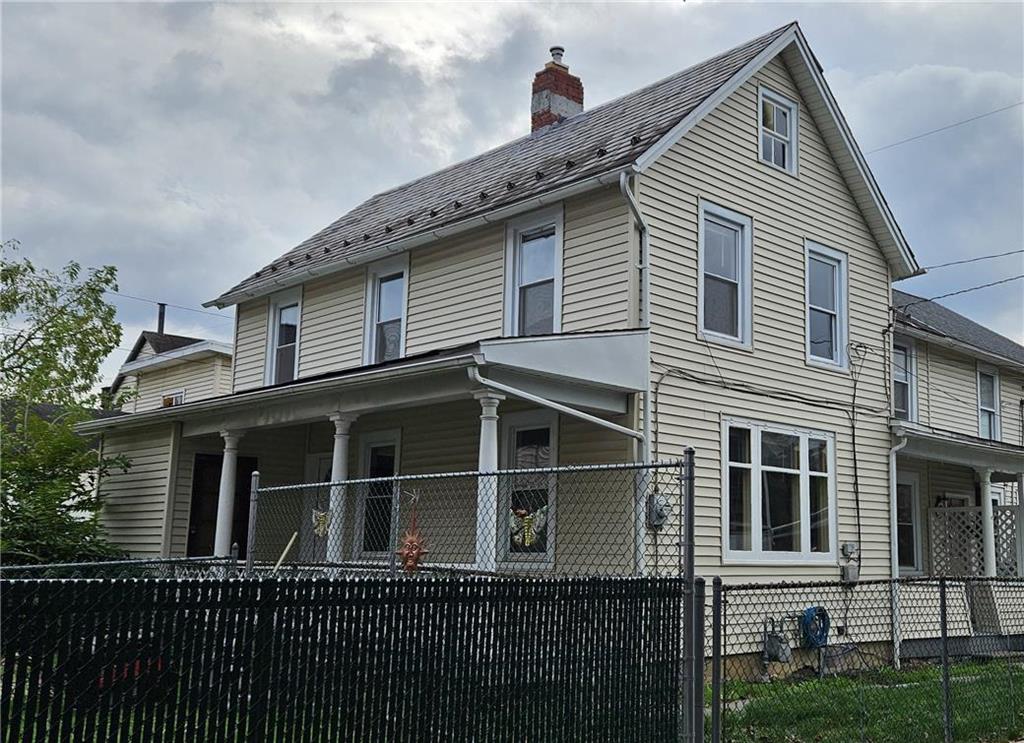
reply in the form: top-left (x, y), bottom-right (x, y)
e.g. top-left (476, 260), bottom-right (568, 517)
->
top-left (1, 240), bottom-right (129, 564)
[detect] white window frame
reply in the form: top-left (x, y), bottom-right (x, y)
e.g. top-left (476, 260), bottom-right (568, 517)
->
top-left (264, 287), bottom-right (302, 385)
top-left (503, 206), bottom-right (564, 337)
top-left (498, 409), bottom-right (559, 568)
top-left (721, 417), bottom-right (838, 565)
top-left (362, 254), bottom-right (409, 365)
top-left (697, 200), bottom-right (753, 350)
top-left (977, 364), bottom-right (1001, 441)
top-left (804, 240), bottom-right (848, 371)
top-left (892, 336), bottom-right (917, 422)
top-left (895, 471), bottom-right (923, 576)
top-left (352, 429), bottom-right (402, 560)
top-left (161, 389), bottom-right (186, 407)
top-left (758, 87), bottom-right (799, 176)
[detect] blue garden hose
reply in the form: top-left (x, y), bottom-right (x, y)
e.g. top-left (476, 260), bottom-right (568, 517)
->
top-left (801, 606), bottom-right (830, 648)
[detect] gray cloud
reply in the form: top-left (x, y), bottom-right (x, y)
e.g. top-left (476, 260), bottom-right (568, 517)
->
top-left (2, 2), bottom-right (1021, 389)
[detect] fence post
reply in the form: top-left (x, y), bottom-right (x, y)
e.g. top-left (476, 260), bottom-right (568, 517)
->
top-left (245, 470), bottom-right (260, 576)
top-left (939, 576), bottom-right (953, 743)
top-left (679, 449), bottom-right (696, 742)
top-left (693, 577), bottom-right (706, 743)
top-left (388, 476), bottom-right (401, 575)
top-left (711, 577), bottom-right (722, 743)
top-left (890, 580), bottom-right (902, 670)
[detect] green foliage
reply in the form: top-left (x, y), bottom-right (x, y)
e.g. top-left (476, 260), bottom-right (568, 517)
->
top-left (1, 239), bottom-right (129, 564)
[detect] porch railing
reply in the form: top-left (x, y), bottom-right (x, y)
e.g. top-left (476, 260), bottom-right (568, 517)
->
top-left (246, 460), bottom-right (694, 578)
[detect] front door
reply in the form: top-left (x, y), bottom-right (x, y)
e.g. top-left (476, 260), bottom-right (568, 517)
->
top-left (187, 453), bottom-right (258, 558)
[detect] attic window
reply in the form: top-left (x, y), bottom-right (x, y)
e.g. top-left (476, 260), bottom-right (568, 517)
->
top-left (759, 88), bottom-right (798, 175)
top-left (161, 390), bottom-right (185, 408)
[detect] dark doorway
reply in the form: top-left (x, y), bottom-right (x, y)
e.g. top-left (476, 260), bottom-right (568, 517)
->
top-left (187, 453), bottom-right (258, 558)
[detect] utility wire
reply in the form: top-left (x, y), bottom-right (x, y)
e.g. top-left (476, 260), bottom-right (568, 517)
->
top-left (105, 290), bottom-right (234, 322)
top-left (865, 100), bottom-right (1023, 155)
top-left (921, 249), bottom-right (1024, 271)
top-left (895, 275), bottom-right (1024, 309)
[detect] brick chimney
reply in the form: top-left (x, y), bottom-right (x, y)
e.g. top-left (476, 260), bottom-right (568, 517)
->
top-left (531, 46), bottom-right (583, 132)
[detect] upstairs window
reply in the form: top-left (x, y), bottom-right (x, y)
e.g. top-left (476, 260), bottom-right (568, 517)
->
top-left (892, 339), bottom-right (915, 421)
top-left (505, 208), bottom-right (563, 337)
top-left (363, 255), bottom-right (408, 365)
top-left (161, 389), bottom-right (185, 408)
top-left (759, 88), bottom-right (798, 174)
top-left (805, 242), bottom-right (848, 369)
top-left (978, 366), bottom-right (1000, 440)
top-left (267, 289), bottom-right (300, 385)
top-left (698, 200), bottom-right (752, 349)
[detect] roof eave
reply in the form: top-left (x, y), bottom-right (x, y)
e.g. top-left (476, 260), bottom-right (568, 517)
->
top-left (895, 319), bottom-right (1024, 372)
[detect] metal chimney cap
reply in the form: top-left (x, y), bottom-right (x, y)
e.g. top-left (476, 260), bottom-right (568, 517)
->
top-left (549, 46), bottom-right (565, 65)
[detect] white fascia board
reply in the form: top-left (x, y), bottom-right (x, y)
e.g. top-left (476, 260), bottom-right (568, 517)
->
top-left (479, 329), bottom-right (649, 392)
top-left (892, 422), bottom-right (1024, 473)
top-left (118, 340), bottom-right (233, 375)
top-left (205, 168), bottom-right (631, 309)
top-left (634, 24), bottom-right (919, 281)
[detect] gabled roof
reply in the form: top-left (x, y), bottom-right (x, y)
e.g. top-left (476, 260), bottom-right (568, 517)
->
top-left (893, 289), bottom-right (1024, 369)
top-left (109, 331), bottom-right (210, 396)
top-left (208, 22), bottom-right (918, 308)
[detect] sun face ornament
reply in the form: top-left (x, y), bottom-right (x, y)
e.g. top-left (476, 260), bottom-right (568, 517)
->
top-left (396, 489), bottom-right (428, 573)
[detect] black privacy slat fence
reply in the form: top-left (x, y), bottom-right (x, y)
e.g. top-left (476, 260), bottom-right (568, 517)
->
top-left (2, 575), bottom-right (686, 743)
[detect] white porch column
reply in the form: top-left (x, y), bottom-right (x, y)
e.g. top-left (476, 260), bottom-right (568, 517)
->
top-left (474, 390), bottom-right (505, 571)
top-left (978, 468), bottom-right (996, 577)
top-left (327, 412), bottom-right (358, 563)
top-left (214, 430), bottom-right (245, 557)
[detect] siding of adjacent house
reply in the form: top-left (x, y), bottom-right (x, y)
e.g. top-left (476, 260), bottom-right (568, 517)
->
top-left (99, 427), bottom-right (175, 557)
top-left (1002, 369), bottom-right (1024, 446)
top-left (641, 54), bottom-right (894, 580)
top-left (131, 355), bottom-right (232, 412)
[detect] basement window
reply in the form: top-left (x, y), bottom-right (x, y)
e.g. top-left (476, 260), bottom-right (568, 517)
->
top-left (759, 88), bottom-right (799, 174)
top-left (723, 418), bottom-right (837, 563)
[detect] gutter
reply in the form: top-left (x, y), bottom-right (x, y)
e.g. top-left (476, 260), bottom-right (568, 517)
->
top-left (619, 170), bottom-right (654, 463)
top-left (888, 435), bottom-right (908, 580)
top-left (118, 340), bottom-right (233, 375)
top-left (207, 167), bottom-right (633, 309)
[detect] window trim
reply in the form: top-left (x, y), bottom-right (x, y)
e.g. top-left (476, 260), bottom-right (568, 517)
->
top-left (976, 364), bottom-right (1001, 441)
top-left (498, 409), bottom-right (559, 569)
top-left (161, 389), bottom-right (186, 408)
top-left (697, 199), bottom-right (754, 350)
top-left (757, 86), bottom-right (799, 176)
top-left (264, 287), bottom-right (302, 386)
top-left (362, 254), bottom-right (409, 365)
top-left (895, 471), bottom-right (923, 576)
top-left (892, 336), bottom-right (917, 422)
top-left (351, 428), bottom-right (402, 561)
top-left (720, 417), bottom-right (838, 565)
top-left (503, 206), bottom-right (564, 337)
top-left (804, 240), bottom-right (849, 371)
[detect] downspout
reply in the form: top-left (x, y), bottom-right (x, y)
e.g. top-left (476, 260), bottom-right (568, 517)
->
top-left (889, 433), bottom-right (908, 670)
top-left (619, 170), bottom-right (653, 463)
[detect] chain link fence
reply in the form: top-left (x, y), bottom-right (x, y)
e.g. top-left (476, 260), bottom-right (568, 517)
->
top-left (248, 461), bottom-right (690, 578)
top-left (0, 556), bottom-right (235, 580)
top-left (708, 577), bottom-right (1024, 743)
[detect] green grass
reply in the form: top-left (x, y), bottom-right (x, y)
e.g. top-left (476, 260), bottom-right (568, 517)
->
top-left (715, 659), bottom-right (1024, 742)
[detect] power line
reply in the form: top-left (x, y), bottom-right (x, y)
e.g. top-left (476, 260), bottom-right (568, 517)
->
top-left (895, 275), bottom-right (1024, 309)
top-left (921, 249), bottom-right (1024, 271)
top-left (865, 100), bottom-right (1023, 155)
top-left (106, 291), bottom-right (234, 322)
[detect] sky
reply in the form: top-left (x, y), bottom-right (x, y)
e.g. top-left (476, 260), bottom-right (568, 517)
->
top-left (3, 1), bottom-right (1022, 388)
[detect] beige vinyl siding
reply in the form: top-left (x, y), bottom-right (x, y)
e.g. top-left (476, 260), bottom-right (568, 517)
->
top-left (561, 187), bottom-right (632, 332)
top-left (642, 55), bottom-right (893, 581)
top-left (99, 426), bottom-right (175, 557)
top-left (897, 456), bottom-right (977, 575)
top-left (132, 356), bottom-right (230, 412)
top-left (232, 298), bottom-right (268, 392)
top-left (118, 376), bottom-right (139, 412)
top-left (922, 343), bottom-right (979, 435)
top-left (1001, 369), bottom-right (1024, 446)
top-left (299, 271), bottom-right (365, 376)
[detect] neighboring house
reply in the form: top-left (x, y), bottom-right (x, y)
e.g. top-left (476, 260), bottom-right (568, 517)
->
top-left (77, 23), bottom-right (1022, 584)
top-left (890, 289), bottom-right (1024, 579)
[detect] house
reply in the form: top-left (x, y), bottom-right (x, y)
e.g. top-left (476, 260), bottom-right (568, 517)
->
top-left (891, 288), bottom-right (1023, 579)
top-left (77, 23), bottom-right (1023, 583)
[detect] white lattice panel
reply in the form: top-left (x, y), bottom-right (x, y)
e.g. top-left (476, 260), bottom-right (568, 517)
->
top-left (929, 507), bottom-right (984, 576)
top-left (995, 506), bottom-right (1018, 578)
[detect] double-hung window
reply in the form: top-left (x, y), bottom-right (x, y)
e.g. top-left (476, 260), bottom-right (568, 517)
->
top-left (759, 88), bottom-right (798, 174)
top-left (363, 256), bottom-right (408, 364)
top-left (499, 410), bottom-right (558, 566)
top-left (805, 241), bottom-right (848, 369)
top-left (698, 200), bottom-right (752, 348)
top-left (892, 338), bottom-right (915, 421)
top-left (267, 289), bottom-right (300, 385)
top-left (896, 472), bottom-right (922, 575)
top-left (505, 208), bottom-right (563, 337)
top-left (723, 419), bottom-right (836, 563)
top-left (977, 366), bottom-right (1000, 440)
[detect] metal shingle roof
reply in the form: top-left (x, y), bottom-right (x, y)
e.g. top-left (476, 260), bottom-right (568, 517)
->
top-left (893, 288), bottom-right (1024, 367)
top-left (210, 23), bottom-right (793, 306)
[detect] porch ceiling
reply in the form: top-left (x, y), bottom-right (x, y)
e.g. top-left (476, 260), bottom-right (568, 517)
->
top-left (893, 422), bottom-right (1024, 478)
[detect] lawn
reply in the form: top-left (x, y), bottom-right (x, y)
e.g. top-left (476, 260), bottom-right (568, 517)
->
top-left (716, 658), bottom-right (1024, 742)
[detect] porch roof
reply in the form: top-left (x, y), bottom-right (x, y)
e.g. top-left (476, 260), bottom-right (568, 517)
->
top-left (892, 421), bottom-right (1024, 478)
top-left (78, 329), bottom-right (648, 437)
